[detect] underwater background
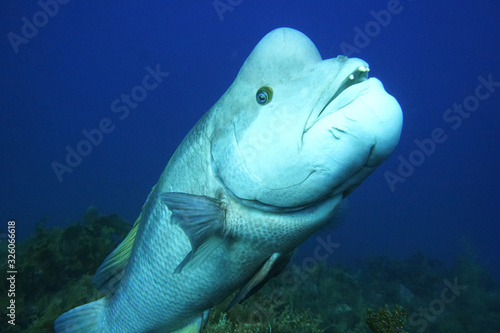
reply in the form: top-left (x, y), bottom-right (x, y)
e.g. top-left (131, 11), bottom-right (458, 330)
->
top-left (1, 1), bottom-right (499, 332)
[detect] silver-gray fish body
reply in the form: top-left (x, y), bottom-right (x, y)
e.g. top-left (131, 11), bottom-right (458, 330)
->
top-left (54, 27), bottom-right (402, 333)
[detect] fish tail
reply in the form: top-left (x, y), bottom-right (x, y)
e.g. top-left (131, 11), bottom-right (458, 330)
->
top-left (54, 297), bottom-right (106, 333)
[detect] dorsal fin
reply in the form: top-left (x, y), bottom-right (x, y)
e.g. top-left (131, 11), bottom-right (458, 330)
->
top-left (92, 214), bottom-right (141, 294)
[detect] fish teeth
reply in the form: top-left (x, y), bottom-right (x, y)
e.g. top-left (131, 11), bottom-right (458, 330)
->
top-left (349, 74), bottom-right (355, 80)
top-left (358, 65), bottom-right (370, 72)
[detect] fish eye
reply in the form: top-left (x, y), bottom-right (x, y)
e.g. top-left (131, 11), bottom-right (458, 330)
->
top-left (256, 86), bottom-right (273, 105)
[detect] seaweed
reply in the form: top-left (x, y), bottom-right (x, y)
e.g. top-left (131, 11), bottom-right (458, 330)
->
top-left (0, 207), bottom-right (131, 333)
top-left (366, 304), bottom-right (408, 333)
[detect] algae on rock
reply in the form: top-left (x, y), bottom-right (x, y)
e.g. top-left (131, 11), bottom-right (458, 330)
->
top-left (0, 207), bottom-right (131, 333)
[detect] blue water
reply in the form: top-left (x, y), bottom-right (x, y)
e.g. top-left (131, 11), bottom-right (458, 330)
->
top-left (1, 0), bottom-right (499, 284)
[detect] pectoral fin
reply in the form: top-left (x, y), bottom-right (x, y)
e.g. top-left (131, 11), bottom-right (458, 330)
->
top-left (160, 192), bottom-right (227, 274)
top-left (226, 251), bottom-right (293, 311)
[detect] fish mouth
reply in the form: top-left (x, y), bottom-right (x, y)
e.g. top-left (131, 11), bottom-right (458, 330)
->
top-left (323, 65), bottom-right (370, 110)
top-left (304, 64), bottom-right (370, 133)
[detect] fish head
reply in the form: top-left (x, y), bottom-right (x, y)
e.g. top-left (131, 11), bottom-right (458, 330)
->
top-left (209, 28), bottom-right (402, 210)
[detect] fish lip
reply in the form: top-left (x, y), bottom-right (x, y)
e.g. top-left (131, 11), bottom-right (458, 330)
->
top-left (322, 66), bottom-right (370, 112)
top-left (303, 65), bottom-right (370, 134)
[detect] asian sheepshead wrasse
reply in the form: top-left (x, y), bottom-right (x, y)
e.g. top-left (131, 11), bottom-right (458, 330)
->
top-left (54, 27), bottom-right (403, 333)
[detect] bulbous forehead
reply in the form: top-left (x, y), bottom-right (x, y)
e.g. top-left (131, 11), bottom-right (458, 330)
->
top-left (209, 28), bottom-right (402, 208)
top-left (237, 28), bottom-right (322, 84)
